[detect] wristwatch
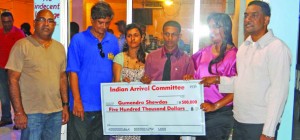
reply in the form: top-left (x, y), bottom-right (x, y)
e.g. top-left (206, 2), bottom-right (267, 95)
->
top-left (62, 102), bottom-right (69, 106)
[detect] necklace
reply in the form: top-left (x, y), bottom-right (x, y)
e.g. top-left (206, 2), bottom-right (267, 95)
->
top-left (124, 52), bottom-right (144, 69)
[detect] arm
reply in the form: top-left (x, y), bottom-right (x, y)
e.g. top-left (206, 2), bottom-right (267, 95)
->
top-left (201, 93), bottom-right (233, 112)
top-left (262, 45), bottom-right (291, 137)
top-left (113, 62), bottom-right (122, 82)
top-left (200, 76), bottom-right (236, 94)
top-left (60, 72), bottom-right (69, 124)
top-left (7, 70), bottom-right (27, 129)
top-left (140, 53), bottom-right (152, 84)
top-left (200, 76), bottom-right (220, 86)
top-left (183, 56), bottom-right (195, 80)
top-left (69, 72), bottom-right (84, 121)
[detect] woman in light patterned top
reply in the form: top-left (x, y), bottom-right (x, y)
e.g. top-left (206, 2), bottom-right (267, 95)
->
top-left (112, 23), bottom-right (146, 140)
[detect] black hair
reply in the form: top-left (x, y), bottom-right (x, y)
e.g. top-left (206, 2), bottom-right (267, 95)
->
top-left (1, 11), bottom-right (13, 20)
top-left (207, 13), bottom-right (235, 74)
top-left (122, 23), bottom-right (146, 64)
top-left (248, 0), bottom-right (271, 17)
top-left (70, 22), bottom-right (79, 38)
top-left (162, 20), bottom-right (181, 33)
top-left (140, 24), bottom-right (146, 29)
top-left (21, 23), bottom-right (32, 36)
top-left (91, 2), bottom-right (114, 20)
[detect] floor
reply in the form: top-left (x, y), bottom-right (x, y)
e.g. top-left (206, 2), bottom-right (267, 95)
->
top-left (0, 107), bottom-right (21, 140)
top-left (0, 124), bottom-right (20, 140)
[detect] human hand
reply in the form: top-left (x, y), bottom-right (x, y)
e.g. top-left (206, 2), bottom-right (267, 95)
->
top-left (14, 112), bottom-right (27, 129)
top-left (200, 103), bottom-right (218, 112)
top-left (200, 76), bottom-right (220, 87)
top-left (140, 75), bottom-right (152, 84)
top-left (73, 100), bottom-right (84, 121)
top-left (122, 77), bottom-right (131, 83)
top-left (183, 74), bottom-right (194, 80)
top-left (62, 106), bottom-right (69, 124)
top-left (260, 134), bottom-right (275, 140)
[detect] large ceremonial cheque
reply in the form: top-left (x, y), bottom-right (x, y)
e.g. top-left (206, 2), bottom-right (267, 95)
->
top-left (101, 80), bottom-right (205, 136)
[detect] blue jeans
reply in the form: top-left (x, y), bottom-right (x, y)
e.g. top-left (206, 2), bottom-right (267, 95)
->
top-left (0, 68), bottom-right (12, 121)
top-left (21, 111), bottom-right (62, 140)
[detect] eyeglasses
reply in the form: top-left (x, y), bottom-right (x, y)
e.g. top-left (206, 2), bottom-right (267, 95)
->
top-left (35, 17), bottom-right (56, 24)
top-left (97, 43), bottom-right (105, 58)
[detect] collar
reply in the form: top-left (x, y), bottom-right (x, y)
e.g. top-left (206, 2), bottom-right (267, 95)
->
top-left (244, 29), bottom-right (275, 48)
top-left (161, 46), bottom-right (182, 58)
top-left (0, 26), bottom-right (18, 34)
top-left (27, 36), bottom-right (52, 48)
top-left (87, 26), bottom-right (109, 44)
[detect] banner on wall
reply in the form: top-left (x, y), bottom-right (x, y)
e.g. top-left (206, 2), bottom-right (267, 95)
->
top-left (34, 0), bottom-right (60, 42)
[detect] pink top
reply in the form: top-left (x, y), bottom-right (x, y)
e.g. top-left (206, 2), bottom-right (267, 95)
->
top-left (192, 45), bottom-right (237, 105)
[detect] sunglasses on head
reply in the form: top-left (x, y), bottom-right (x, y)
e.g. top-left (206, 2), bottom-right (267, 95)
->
top-left (97, 43), bottom-right (105, 58)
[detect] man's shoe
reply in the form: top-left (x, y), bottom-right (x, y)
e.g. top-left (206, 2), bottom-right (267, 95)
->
top-left (0, 120), bottom-right (13, 127)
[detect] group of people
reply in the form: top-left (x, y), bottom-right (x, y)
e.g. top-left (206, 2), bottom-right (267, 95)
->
top-left (0, 0), bottom-right (291, 140)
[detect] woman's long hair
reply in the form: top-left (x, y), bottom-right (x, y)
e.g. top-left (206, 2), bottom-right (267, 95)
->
top-left (122, 23), bottom-right (146, 63)
top-left (207, 13), bottom-right (235, 74)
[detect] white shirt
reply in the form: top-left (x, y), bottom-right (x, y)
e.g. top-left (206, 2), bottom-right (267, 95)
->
top-left (220, 30), bottom-right (291, 137)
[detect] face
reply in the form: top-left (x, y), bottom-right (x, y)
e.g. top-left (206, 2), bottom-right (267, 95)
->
top-left (34, 10), bottom-right (56, 39)
top-left (208, 19), bottom-right (225, 45)
top-left (1, 16), bottom-right (13, 32)
top-left (162, 26), bottom-right (180, 51)
top-left (91, 17), bottom-right (111, 36)
top-left (126, 28), bottom-right (142, 49)
top-left (244, 5), bottom-right (269, 35)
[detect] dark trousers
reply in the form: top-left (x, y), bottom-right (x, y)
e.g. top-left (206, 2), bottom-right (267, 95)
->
top-left (232, 119), bottom-right (280, 140)
top-left (0, 68), bottom-right (12, 121)
top-left (141, 135), bottom-right (179, 140)
top-left (67, 111), bottom-right (109, 140)
top-left (196, 106), bottom-right (233, 140)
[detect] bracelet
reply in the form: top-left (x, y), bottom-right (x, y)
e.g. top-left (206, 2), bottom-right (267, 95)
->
top-left (14, 112), bottom-right (24, 116)
top-left (62, 102), bottom-right (69, 106)
top-left (214, 103), bottom-right (220, 110)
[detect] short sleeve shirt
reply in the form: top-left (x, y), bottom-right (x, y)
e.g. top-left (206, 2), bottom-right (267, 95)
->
top-left (67, 27), bottom-right (120, 111)
top-left (5, 36), bottom-right (66, 114)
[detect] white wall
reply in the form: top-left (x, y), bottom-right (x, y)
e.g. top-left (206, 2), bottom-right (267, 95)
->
top-left (269, 0), bottom-right (299, 139)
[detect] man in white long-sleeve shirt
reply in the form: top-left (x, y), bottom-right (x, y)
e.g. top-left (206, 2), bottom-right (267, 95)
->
top-left (201, 1), bottom-right (291, 140)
